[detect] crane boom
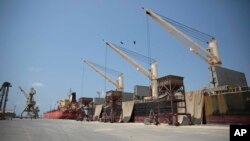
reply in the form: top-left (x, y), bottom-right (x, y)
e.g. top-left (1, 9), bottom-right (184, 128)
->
top-left (143, 8), bottom-right (222, 66)
top-left (18, 86), bottom-right (28, 99)
top-left (104, 40), bottom-right (158, 98)
top-left (104, 40), bottom-right (151, 78)
top-left (84, 60), bottom-right (124, 91)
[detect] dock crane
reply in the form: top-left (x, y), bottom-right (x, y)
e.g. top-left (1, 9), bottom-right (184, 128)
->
top-left (0, 82), bottom-right (12, 120)
top-left (18, 86), bottom-right (38, 118)
top-left (104, 40), bottom-right (158, 98)
top-left (83, 60), bottom-right (124, 92)
top-left (143, 8), bottom-right (222, 87)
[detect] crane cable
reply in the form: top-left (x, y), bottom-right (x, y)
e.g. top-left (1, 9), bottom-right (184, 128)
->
top-left (104, 45), bottom-right (108, 93)
top-left (87, 60), bottom-right (122, 76)
top-left (146, 14), bottom-right (151, 89)
top-left (157, 12), bottom-right (214, 43)
top-left (146, 14), bottom-right (151, 67)
top-left (114, 44), bottom-right (155, 66)
top-left (81, 60), bottom-right (85, 97)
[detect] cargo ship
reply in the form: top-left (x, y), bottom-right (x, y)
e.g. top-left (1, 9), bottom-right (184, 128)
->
top-left (139, 8), bottom-right (250, 125)
top-left (93, 75), bottom-right (192, 125)
top-left (93, 75), bottom-right (250, 125)
top-left (43, 91), bottom-right (79, 119)
top-left (129, 86), bottom-right (250, 125)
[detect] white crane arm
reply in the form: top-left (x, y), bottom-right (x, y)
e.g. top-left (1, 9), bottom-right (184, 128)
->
top-left (84, 60), bottom-right (123, 91)
top-left (173, 32), bottom-right (211, 64)
top-left (104, 40), bottom-right (151, 79)
top-left (143, 8), bottom-right (220, 65)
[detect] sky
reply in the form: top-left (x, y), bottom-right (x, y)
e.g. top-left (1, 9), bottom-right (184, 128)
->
top-left (1, 0), bottom-right (250, 116)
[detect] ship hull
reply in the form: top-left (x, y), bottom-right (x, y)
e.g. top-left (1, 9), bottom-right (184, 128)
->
top-left (125, 100), bottom-right (178, 124)
top-left (204, 91), bottom-right (250, 125)
top-left (129, 90), bottom-right (250, 125)
top-left (43, 110), bottom-right (78, 119)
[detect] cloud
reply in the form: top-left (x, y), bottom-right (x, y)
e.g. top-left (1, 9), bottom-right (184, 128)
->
top-left (32, 82), bottom-right (44, 87)
top-left (29, 67), bottom-right (42, 72)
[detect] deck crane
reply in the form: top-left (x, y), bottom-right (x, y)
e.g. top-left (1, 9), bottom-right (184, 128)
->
top-left (143, 8), bottom-right (222, 87)
top-left (104, 40), bottom-right (158, 98)
top-left (84, 60), bottom-right (124, 92)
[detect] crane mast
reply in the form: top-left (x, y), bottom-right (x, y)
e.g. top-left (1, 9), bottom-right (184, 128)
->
top-left (104, 40), bottom-right (158, 98)
top-left (143, 8), bottom-right (222, 66)
top-left (84, 60), bottom-right (124, 92)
